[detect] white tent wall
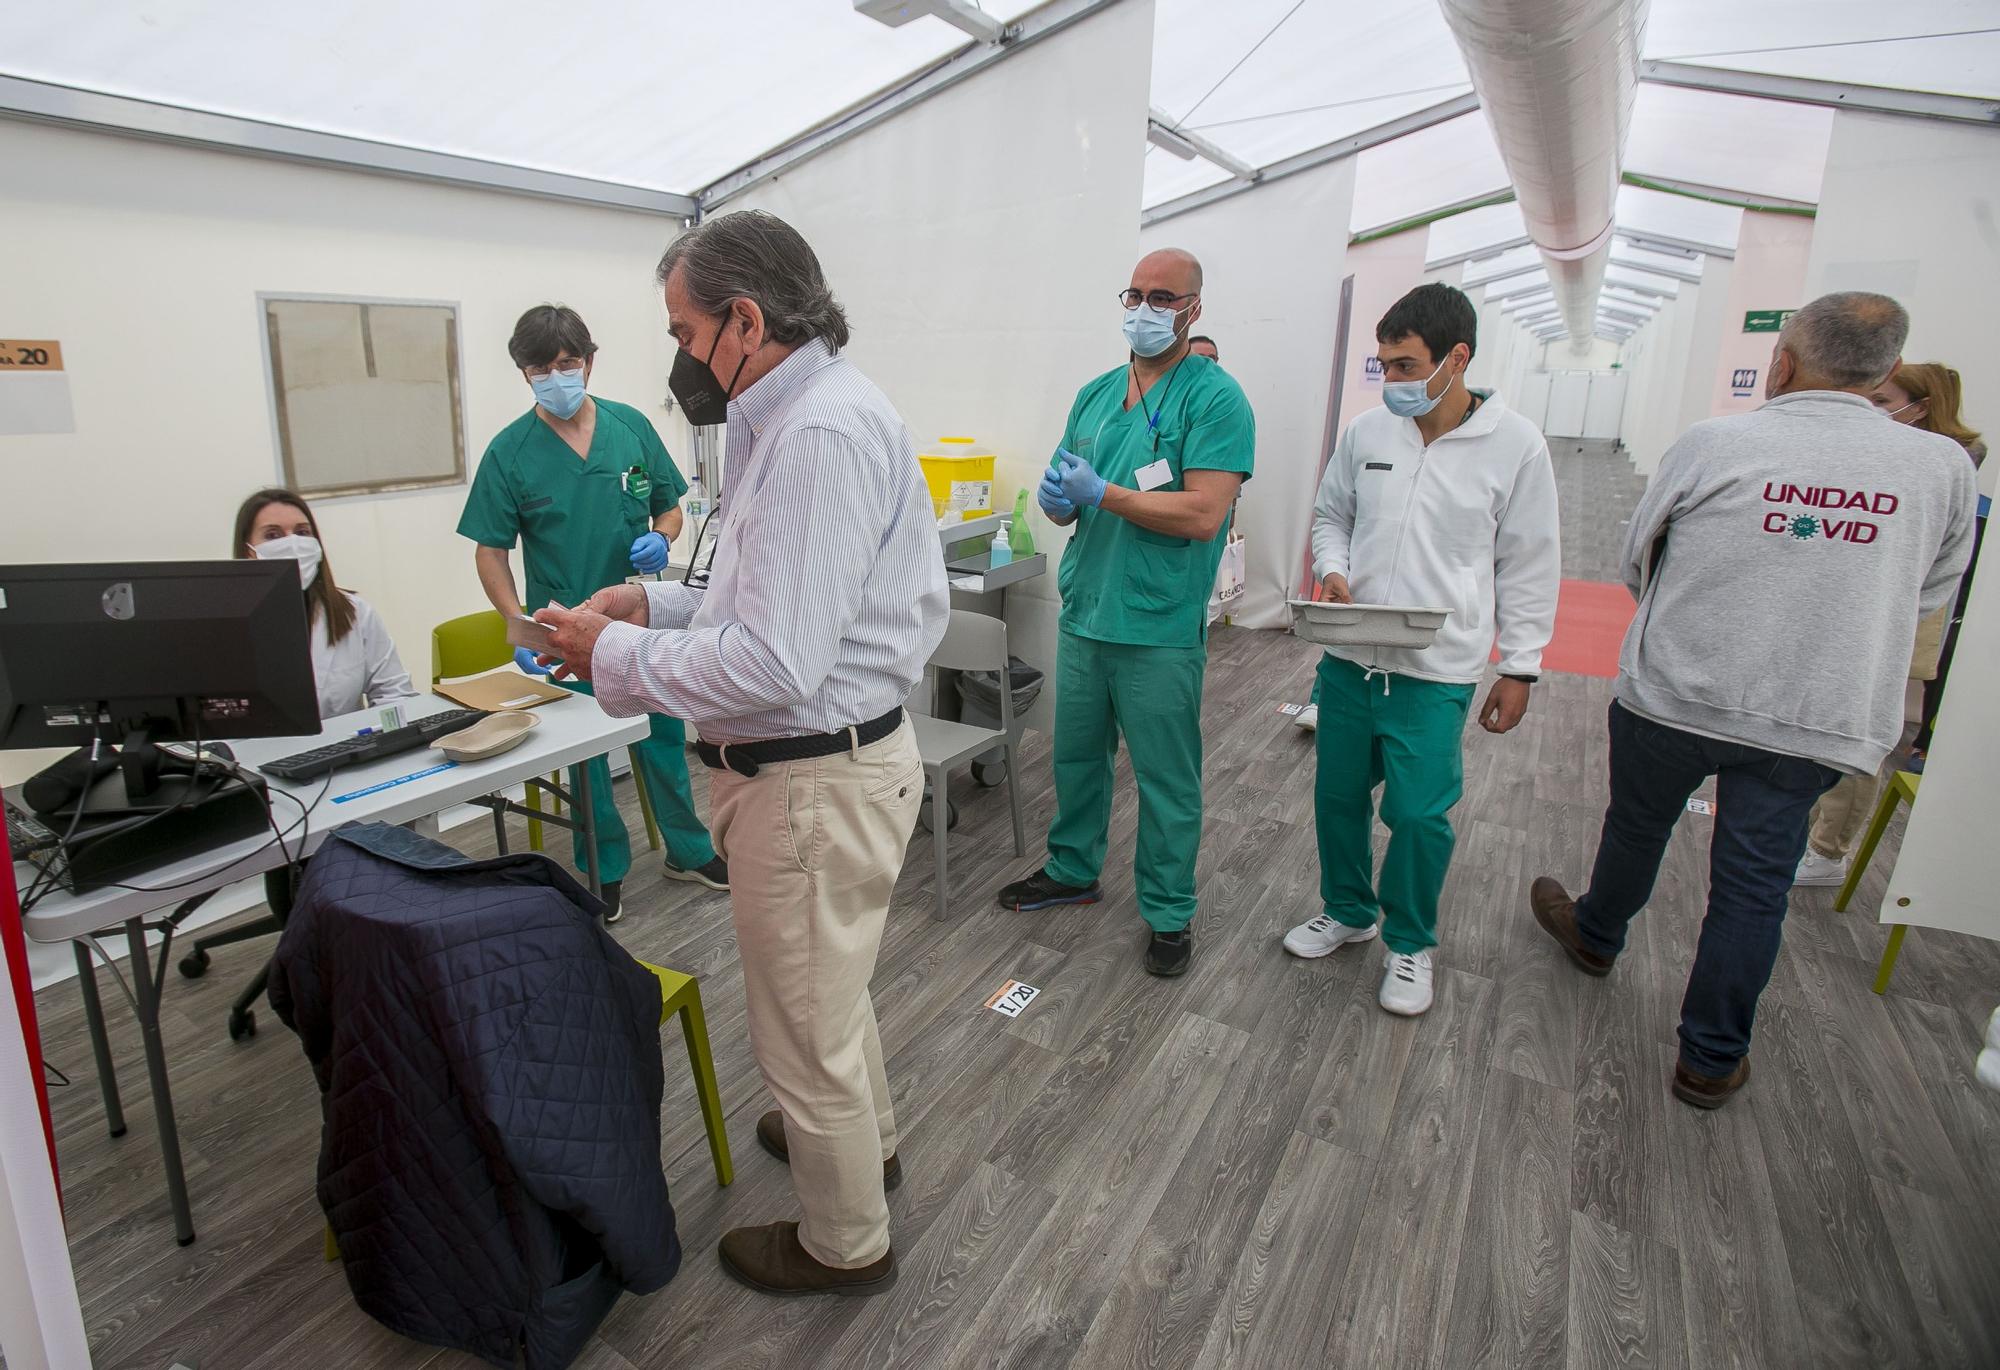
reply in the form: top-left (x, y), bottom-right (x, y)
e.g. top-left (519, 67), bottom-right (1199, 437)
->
top-left (1135, 156), bottom-right (1358, 628)
top-left (728, 0), bottom-right (1154, 714)
top-left (1805, 110), bottom-right (2000, 498)
top-left (1673, 252), bottom-right (1736, 451)
top-left (1619, 285), bottom-right (1707, 474)
top-left (1338, 232), bottom-right (1434, 427)
top-left (0, 118), bottom-right (682, 791)
top-left (1708, 211), bottom-right (1815, 417)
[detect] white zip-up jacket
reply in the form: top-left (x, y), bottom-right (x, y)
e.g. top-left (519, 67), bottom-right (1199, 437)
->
top-left (1310, 391), bottom-right (1560, 684)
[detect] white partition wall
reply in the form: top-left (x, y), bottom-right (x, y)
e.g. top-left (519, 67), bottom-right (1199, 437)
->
top-left (0, 121), bottom-right (685, 785)
top-left (1546, 372), bottom-right (1592, 436)
top-left (1136, 156), bottom-right (1357, 628)
top-left (1806, 109), bottom-right (2000, 496)
top-left (729, 0), bottom-right (1152, 716)
top-left (1883, 532), bottom-right (2000, 946)
top-left (1708, 210), bottom-right (1815, 417)
top-left (1582, 372), bottom-right (1628, 440)
top-left (1516, 371), bottom-right (1553, 431)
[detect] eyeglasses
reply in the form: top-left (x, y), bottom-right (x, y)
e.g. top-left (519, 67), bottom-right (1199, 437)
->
top-left (525, 362), bottom-right (585, 380)
top-left (1119, 289), bottom-right (1198, 311)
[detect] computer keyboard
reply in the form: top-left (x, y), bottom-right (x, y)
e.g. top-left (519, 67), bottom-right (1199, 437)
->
top-left (259, 708), bottom-right (490, 784)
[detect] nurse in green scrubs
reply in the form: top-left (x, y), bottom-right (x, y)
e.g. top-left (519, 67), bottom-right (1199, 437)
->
top-left (459, 305), bottom-right (725, 921)
top-left (996, 250), bottom-right (1255, 977)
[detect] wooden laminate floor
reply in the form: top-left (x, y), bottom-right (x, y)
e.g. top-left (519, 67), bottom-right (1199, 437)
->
top-left (29, 443), bottom-right (2000, 1370)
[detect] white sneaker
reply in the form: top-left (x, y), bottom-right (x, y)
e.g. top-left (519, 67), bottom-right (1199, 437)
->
top-left (1294, 704), bottom-right (1319, 731)
top-left (1794, 849), bottom-right (1847, 888)
top-left (1379, 950), bottom-right (1435, 1016)
top-left (1282, 915), bottom-right (1378, 959)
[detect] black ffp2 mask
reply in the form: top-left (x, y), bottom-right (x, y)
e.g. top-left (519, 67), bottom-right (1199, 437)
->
top-left (670, 324), bottom-right (750, 427)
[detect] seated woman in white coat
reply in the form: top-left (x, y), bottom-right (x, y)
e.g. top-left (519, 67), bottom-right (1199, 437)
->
top-left (232, 486), bottom-right (417, 719)
top-left (231, 486), bottom-right (420, 917)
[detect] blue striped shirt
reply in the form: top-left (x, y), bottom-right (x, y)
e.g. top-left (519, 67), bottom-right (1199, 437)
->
top-left (592, 339), bottom-right (949, 742)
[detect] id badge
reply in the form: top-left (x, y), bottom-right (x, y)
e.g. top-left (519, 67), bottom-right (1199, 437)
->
top-left (1135, 458), bottom-right (1173, 492)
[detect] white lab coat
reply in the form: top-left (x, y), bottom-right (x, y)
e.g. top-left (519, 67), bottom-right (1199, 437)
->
top-left (311, 592), bottom-right (417, 720)
top-left (1310, 392), bottom-right (1561, 684)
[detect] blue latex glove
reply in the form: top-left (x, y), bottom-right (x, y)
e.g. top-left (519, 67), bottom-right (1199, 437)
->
top-left (629, 530), bottom-right (669, 574)
top-left (513, 646), bottom-right (551, 676)
top-left (1053, 448), bottom-right (1107, 509)
top-left (1037, 466), bottom-right (1075, 518)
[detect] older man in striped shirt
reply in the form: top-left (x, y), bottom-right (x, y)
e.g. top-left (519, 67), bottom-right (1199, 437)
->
top-left (536, 210), bottom-right (947, 1298)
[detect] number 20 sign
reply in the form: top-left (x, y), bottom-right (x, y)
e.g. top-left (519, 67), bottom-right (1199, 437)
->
top-left (985, 979), bottom-right (1041, 1018)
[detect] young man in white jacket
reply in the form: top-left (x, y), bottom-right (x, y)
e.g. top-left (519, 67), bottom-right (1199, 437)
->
top-left (1284, 284), bottom-right (1561, 1015)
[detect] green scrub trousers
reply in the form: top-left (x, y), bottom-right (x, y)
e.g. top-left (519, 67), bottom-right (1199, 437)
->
top-left (1043, 631), bottom-right (1208, 933)
top-left (1314, 653), bottom-right (1474, 954)
top-left (556, 677), bottom-right (715, 884)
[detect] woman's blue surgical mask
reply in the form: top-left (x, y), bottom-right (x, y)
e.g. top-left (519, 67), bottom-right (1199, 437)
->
top-left (1382, 355), bottom-right (1453, 418)
top-left (1123, 301), bottom-right (1186, 359)
top-left (530, 365), bottom-right (587, 420)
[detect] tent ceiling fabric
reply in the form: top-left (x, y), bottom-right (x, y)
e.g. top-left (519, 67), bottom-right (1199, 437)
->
top-left (0, 0), bottom-right (1047, 193)
top-left (3, 0), bottom-right (1991, 301)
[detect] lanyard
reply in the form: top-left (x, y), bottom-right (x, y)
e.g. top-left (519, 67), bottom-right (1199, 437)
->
top-left (1130, 357), bottom-right (1186, 453)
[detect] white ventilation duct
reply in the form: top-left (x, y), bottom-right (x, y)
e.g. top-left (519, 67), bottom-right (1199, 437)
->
top-left (1440, 0), bottom-right (1647, 354)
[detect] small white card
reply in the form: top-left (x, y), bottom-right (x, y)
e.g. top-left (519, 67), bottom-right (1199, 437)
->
top-left (1686, 797), bottom-right (1715, 816)
top-left (1135, 458), bottom-right (1173, 492)
top-left (1276, 702), bottom-right (1303, 716)
top-left (986, 979), bottom-right (1041, 1018)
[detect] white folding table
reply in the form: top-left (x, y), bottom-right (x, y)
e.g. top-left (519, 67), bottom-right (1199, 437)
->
top-left (14, 693), bottom-right (648, 1245)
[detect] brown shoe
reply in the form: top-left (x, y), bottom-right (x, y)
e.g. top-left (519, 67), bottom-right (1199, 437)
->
top-left (757, 1110), bottom-right (904, 1191)
top-left (1672, 1058), bottom-right (1751, 1109)
top-left (717, 1221), bottom-right (896, 1297)
top-left (1530, 877), bottom-right (1615, 977)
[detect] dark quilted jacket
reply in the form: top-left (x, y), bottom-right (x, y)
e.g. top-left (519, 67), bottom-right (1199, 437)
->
top-left (269, 823), bottom-right (680, 1370)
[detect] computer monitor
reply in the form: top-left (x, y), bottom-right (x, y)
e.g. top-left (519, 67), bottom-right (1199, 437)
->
top-left (0, 560), bottom-right (319, 800)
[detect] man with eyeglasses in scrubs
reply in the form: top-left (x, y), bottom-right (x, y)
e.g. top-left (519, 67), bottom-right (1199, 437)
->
top-left (459, 305), bottom-right (726, 923)
top-left (995, 249), bottom-right (1255, 977)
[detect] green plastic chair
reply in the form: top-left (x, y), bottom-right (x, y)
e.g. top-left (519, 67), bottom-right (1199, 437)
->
top-left (429, 609), bottom-right (660, 855)
top-left (1834, 769), bottom-right (1921, 994)
top-left (328, 957), bottom-right (733, 1261)
top-left (638, 960), bottom-right (733, 1186)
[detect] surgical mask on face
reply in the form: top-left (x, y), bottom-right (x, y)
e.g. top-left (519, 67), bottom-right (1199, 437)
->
top-left (1879, 400), bottom-right (1921, 423)
top-left (253, 534), bottom-right (322, 588)
top-left (669, 322), bottom-right (751, 427)
top-left (1122, 301), bottom-right (1185, 359)
top-left (530, 365), bottom-right (587, 420)
top-left (1382, 356), bottom-right (1453, 418)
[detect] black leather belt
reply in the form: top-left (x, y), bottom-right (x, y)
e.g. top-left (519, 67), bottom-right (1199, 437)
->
top-left (696, 708), bottom-right (904, 778)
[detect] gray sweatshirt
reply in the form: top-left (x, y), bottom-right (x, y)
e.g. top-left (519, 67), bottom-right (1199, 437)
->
top-left (1617, 390), bottom-right (1978, 774)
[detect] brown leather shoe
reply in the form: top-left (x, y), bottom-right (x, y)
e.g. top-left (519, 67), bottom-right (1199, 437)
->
top-left (756, 1109), bottom-right (903, 1191)
top-left (1530, 877), bottom-right (1615, 977)
top-left (1672, 1058), bottom-right (1751, 1109)
top-left (717, 1221), bottom-right (896, 1297)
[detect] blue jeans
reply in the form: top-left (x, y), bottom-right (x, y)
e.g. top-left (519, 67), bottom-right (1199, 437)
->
top-left (1576, 701), bottom-right (1841, 1077)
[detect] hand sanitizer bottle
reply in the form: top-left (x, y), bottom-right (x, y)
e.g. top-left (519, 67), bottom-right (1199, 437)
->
top-left (990, 525), bottom-right (1013, 568)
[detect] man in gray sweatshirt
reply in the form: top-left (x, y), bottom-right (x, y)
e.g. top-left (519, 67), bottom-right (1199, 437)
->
top-left (1528, 292), bottom-right (1977, 1109)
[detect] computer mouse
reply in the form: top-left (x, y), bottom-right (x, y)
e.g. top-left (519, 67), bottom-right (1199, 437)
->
top-left (206, 742), bottom-right (236, 762)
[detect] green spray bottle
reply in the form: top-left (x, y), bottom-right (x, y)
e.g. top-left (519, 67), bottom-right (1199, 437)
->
top-left (1009, 488), bottom-right (1037, 557)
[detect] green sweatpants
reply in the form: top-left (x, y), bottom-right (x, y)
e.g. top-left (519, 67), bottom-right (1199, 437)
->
top-left (1314, 653), bottom-right (1475, 954)
top-left (557, 677), bottom-right (717, 884)
top-left (1044, 631), bottom-right (1208, 933)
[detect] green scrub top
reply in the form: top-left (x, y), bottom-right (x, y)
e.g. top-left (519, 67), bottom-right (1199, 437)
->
top-left (457, 396), bottom-right (689, 610)
top-left (1055, 353), bottom-right (1255, 647)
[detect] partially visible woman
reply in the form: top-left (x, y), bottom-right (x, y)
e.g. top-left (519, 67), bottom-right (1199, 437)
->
top-left (1874, 364), bottom-right (1988, 759)
top-left (1797, 361), bottom-right (1985, 886)
top-left (232, 487), bottom-right (417, 718)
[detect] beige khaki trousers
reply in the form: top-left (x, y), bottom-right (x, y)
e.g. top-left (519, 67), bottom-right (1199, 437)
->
top-left (708, 721), bottom-right (922, 1267)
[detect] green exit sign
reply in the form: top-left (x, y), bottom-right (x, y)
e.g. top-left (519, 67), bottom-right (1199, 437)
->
top-left (1744, 309), bottom-right (1795, 333)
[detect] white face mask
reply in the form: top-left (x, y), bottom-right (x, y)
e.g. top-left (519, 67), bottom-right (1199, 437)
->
top-left (252, 533), bottom-right (323, 588)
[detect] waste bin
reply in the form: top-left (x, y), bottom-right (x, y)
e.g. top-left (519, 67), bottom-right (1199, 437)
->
top-left (956, 656), bottom-right (1044, 787)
